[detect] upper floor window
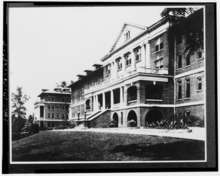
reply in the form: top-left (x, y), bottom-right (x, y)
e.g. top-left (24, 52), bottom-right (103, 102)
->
top-left (160, 42), bottom-right (164, 50)
top-left (124, 52), bottom-right (131, 67)
top-left (197, 51), bottom-right (203, 59)
top-left (125, 30), bottom-right (130, 41)
top-left (177, 55), bottom-right (182, 68)
top-left (48, 113), bottom-right (50, 118)
top-left (155, 38), bottom-right (164, 52)
top-left (155, 57), bottom-right (164, 69)
top-left (177, 80), bottom-right (182, 99)
top-left (197, 77), bottom-right (202, 90)
top-left (185, 78), bottom-right (191, 98)
top-left (40, 106), bottom-right (44, 117)
top-left (185, 55), bottom-right (191, 66)
top-left (134, 47), bottom-right (141, 63)
top-left (105, 64), bottom-right (111, 77)
top-left (116, 57), bottom-right (122, 71)
top-left (113, 88), bottom-right (120, 104)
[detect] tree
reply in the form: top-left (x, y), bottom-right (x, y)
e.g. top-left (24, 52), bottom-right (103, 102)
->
top-left (11, 87), bottom-right (29, 118)
top-left (11, 87), bottom-right (29, 139)
top-left (160, 8), bottom-right (194, 18)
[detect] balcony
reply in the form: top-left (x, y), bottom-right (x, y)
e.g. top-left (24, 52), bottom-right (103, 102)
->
top-left (84, 67), bottom-right (168, 95)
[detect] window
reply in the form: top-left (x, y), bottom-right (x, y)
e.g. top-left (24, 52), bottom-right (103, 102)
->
top-left (197, 51), bottom-right (202, 59)
top-left (57, 113), bottom-right (59, 118)
top-left (125, 31), bottom-right (130, 41)
top-left (116, 57), bottom-right (122, 71)
top-left (160, 42), bottom-right (164, 49)
top-left (40, 106), bottom-right (44, 117)
top-left (197, 77), bottom-right (202, 90)
top-left (48, 113), bottom-right (50, 118)
top-left (185, 78), bottom-right (191, 98)
top-left (155, 57), bottom-right (164, 69)
top-left (185, 55), bottom-right (190, 66)
top-left (155, 45), bottom-right (159, 52)
top-left (113, 88), bottom-right (120, 104)
top-left (52, 113), bottom-right (54, 119)
top-left (124, 52), bottom-right (131, 67)
top-left (134, 47), bottom-right (141, 63)
top-left (154, 38), bottom-right (163, 52)
top-left (177, 55), bottom-right (182, 68)
top-left (177, 80), bottom-right (182, 99)
top-left (105, 64), bottom-right (111, 76)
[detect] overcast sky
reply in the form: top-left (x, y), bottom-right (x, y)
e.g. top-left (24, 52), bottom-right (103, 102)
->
top-left (9, 6), bottom-right (170, 115)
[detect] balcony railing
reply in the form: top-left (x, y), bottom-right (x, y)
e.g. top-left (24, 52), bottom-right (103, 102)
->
top-left (84, 67), bottom-right (168, 95)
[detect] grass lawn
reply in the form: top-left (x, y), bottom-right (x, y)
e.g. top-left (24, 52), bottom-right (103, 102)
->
top-left (12, 130), bottom-right (204, 161)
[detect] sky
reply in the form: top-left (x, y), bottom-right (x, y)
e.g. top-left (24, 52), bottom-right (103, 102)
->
top-left (9, 6), bottom-right (167, 115)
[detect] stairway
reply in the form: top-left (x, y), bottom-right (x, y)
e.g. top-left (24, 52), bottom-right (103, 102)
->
top-left (87, 109), bottom-right (111, 128)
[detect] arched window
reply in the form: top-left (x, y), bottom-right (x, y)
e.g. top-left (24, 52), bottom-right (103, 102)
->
top-left (127, 86), bottom-right (137, 102)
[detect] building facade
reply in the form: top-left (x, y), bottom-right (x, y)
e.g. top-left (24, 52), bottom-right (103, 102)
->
top-left (69, 9), bottom-right (204, 128)
top-left (34, 87), bottom-right (71, 128)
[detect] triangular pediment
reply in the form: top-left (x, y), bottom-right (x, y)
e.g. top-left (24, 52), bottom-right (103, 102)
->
top-left (110, 23), bottom-right (146, 52)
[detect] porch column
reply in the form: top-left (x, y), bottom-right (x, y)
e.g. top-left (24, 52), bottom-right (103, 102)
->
top-left (136, 82), bottom-right (141, 104)
top-left (93, 95), bottom-right (97, 111)
top-left (124, 86), bottom-right (127, 106)
top-left (120, 86), bottom-right (123, 107)
top-left (131, 51), bottom-right (136, 71)
top-left (111, 90), bottom-right (114, 108)
top-left (102, 92), bottom-right (105, 110)
top-left (145, 41), bottom-right (151, 69)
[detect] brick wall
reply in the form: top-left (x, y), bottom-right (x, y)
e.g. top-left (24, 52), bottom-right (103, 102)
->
top-left (175, 105), bottom-right (204, 121)
top-left (88, 110), bottom-right (111, 128)
top-left (175, 72), bottom-right (204, 104)
top-left (149, 32), bottom-right (169, 71)
top-left (175, 35), bottom-right (204, 75)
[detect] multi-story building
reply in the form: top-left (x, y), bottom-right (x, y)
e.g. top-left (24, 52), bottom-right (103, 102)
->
top-left (68, 8), bottom-right (204, 128)
top-left (34, 87), bottom-right (71, 128)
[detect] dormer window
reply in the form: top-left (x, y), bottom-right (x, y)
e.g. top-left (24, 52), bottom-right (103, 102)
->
top-left (125, 31), bottom-right (130, 41)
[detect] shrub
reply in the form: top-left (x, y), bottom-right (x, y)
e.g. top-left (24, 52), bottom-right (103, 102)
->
top-left (127, 119), bottom-right (137, 127)
top-left (12, 116), bottom-right (26, 134)
top-left (68, 121), bottom-right (76, 128)
top-left (109, 120), bottom-right (117, 128)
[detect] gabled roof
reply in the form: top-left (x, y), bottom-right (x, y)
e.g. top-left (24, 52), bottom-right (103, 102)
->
top-left (109, 23), bottom-right (147, 52)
